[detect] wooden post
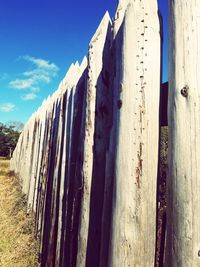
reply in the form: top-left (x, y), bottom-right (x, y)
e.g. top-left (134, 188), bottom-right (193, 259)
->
top-left (76, 11), bottom-right (112, 267)
top-left (109, 1), bottom-right (160, 266)
top-left (167, 1), bottom-right (200, 266)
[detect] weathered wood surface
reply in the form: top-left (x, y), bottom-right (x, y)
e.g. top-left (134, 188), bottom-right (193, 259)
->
top-left (167, 1), bottom-right (200, 266)
top-left (109, 1), bottom-right (161, 266)
top-left (76, 12), bottom-right (112, 267)
top-left (10, 1), bottom-right (162, 266)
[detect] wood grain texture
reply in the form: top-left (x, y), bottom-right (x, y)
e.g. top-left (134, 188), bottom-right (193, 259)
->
top-left (109, 1), bottom-right (160, 266)
top-left (167, 1), bottom-right (200, 266)
top-left (76, 12), bottom-right (112, 267)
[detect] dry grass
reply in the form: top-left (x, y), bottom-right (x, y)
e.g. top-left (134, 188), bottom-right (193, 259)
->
top-left (0, 157), bottom-right (39, 267)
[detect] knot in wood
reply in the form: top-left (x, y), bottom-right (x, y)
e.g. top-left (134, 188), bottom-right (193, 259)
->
top-left (198, 250), bottom-right (200, 257)
top-left (117, 100), bottom-right (122, 109)
top-left (181, 85), bottom-right (189, 98)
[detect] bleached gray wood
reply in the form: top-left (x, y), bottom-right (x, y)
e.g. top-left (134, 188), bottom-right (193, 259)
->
top-left (27, 118), bottom-right (39, 212)
top-left (109, 1), bottom-right (160, 266)
top-left (33, 105), bottom-right (48, 212)
top-left (21, 116), bottom-right (37, 195)
top-left (55, 91), bottom-right (69, 266)
top-left (167, 1), bottom-right (200, 266)
top-left (113, 0), bottom-right (130, 37)
top-left (76, 11), bottom-right (112, 267)
top-left (84, 16), bottom-right (112, 267)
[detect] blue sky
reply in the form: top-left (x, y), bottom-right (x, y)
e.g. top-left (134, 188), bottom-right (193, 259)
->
top-left (0, 0), bottom-right (167, 124)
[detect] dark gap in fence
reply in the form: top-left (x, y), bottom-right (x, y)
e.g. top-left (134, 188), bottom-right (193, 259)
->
top-left (155, 11), bottom-right (164, 266)
top-left (160, 83), bottom-right (168, 127)
top-left (154, 7), bottom-right (168, 266)
top-left (160, 211), bottom-right (167, 265)
top-left (155, 82), bottom-right (168, 267)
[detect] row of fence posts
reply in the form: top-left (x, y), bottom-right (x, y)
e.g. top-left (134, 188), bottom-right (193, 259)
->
top-left (10, 0), bottom-right (200, 266)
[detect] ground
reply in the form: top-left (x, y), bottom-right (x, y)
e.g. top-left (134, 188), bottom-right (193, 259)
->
top-left (156, 126), bottom-right (168, 267)
top-left (0, 157), bottom-right (39, 267)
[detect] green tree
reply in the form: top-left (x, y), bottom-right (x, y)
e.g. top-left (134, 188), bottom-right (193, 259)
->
top-left (0, 123), bottom-right (21, 157)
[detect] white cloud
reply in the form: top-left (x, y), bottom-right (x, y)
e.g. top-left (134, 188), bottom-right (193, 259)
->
top-left (0, 103), bottom-right (15, 112)
top-left (30, 87), bottom-right (40, 93)
top-left (22, 55), bottom-right (59, 73)
top-left (9, 55), bottom-right (59, 100)
top-left (23, 69), bottom-right (51, 83)
top-left (9, 78), bottom-right (34, 90)
top-left (21, 93), bottom-right (37, 101)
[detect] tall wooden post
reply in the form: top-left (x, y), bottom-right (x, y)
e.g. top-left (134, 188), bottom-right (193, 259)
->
top-left (109, 1), bottom-right (161, 266)
top-left (76, 12), bottom-right (112, 267)
top-left (167, 0), bottom-right (200, 266)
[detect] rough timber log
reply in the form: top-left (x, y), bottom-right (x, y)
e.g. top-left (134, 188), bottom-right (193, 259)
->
top-left (109, 1), bottom-right (161, 266)
top-left (167, 1), bottom-right (200, 266)
top-left (76, 11), bottom-right (112, 267)
top-left (85, 14), bottom-right (113, 267)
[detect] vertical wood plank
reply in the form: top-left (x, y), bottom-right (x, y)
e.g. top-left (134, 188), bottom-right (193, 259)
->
top-left (109, 1), bottom-right (160, 266)
top-left (167, 1), bottom-right (200, 266)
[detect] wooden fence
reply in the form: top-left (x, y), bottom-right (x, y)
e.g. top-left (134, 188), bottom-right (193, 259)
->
top-left (10, 0), bottom-right (200, 266)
